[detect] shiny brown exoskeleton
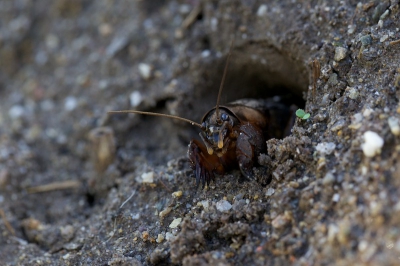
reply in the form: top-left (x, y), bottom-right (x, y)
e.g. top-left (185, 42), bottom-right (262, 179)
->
top-left (108, 41), bottom-right (294, 188)
top-left (187, 98), bottom-right (292, 187)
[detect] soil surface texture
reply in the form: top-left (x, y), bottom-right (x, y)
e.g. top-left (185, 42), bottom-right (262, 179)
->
top-left (1, 0), bottom-right (400, 265)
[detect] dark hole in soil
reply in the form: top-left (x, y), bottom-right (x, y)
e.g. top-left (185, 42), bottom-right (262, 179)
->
top-left (186, 47), bottom-right (308, 123)
top-left (85, 191), bottom-right (95, 207)
top-left (115, 44), bottom-right (309, 167)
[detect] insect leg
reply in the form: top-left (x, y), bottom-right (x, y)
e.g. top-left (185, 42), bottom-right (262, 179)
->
top-left (187, 139), bottom-right (224, 187)
top-left (236, 124), bottom-right (265, 180)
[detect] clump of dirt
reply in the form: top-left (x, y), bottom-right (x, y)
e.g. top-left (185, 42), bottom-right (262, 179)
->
top-left (1, 0), bottom-right (400, 265)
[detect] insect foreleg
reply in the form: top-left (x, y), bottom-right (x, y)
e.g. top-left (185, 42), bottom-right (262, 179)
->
top-left (187, 139), bottom-right (225, 187)
top-left (236, 124), bottom-right (265, 180)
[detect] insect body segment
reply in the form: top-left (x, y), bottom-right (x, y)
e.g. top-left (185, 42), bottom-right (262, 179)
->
top-left (109, 99), bottom-right (291, 188)
top-left (188, 103), bottom-right (271, 187)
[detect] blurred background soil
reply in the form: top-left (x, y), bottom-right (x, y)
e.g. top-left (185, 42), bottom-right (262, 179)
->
top-left (1, 0), bottom-right (400, 265)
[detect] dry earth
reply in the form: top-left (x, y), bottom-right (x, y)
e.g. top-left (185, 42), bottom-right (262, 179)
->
top-left (1, 0), bottom-right (400, 265)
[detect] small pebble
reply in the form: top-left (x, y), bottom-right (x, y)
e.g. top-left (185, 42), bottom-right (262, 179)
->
top-left (361, 131), bottom-right (384, 157)
top-left (352, 113), bottom-right (363, 124)
top-left (138, 63), bottom-right (152, 80)
top-left (316, 142), bottom-right (336, 155)
top-left (327, 224), bottom-right (339, 243)
top-left (64, 243), bottom-right (82, 251)
top-left (332, 193), bottom-right (340, 202)
top-left (165, 232), bottom-right (174, 241)
top-left (234, 193), bottom-right (244, 201)
top-left (272, 171), bottom-right (281, 181)
top-left (131, 213), bottom-right (140, 220)
top-left (169, 218), bottom-right (182, 229)
top-left (60, 225), bottom-right (75, 240)
top-left (347, 87), bottom-right (359, 99)
top-left (64, 96), bottom-right (78, 111)
top-left (361, 243), bottom-right (377, 261)
top-left (201, 50), bottom-right (210, 58)
top-left (40, 100), bottom-right (54, 111)
top-left (159, 207), bottom-right (172, 218)
top-left (179, 4), bottom-right (190, 14)
top-left (370, 201), bottom-right (382, 216)
top-left (98, 80), bottom-right (109, 90)
top-left (363, 108), bottom-right (373, 117)
top-left (76, 74), bottom-right (90, 87)
top-left (210, 17), bottom-right (218, 31)
top-left (257, 5), bottom-right (267, 16)
top-left (172, 191), bottom-right (182, 198)
top-left (360, 35), bottom-right (372, 46)
top-left (106, 36), bottom-right (129, 57)
top-left (139, 172), bottom-right (154, 183)
top-left (358, 240), bottom-right (369, 252)
top-left (129, 91), bottom-right (143, 108)
top-left (216, 200), bottom-right (232, 212)
top-left (45, 34), bottom-right (59, 50)
top-left (317, 157), bottom-right (326, 170)
top-left (337, 219), bottom-right (351, 244)
top-left (328, 73), bottom-right (339, 85)
top-left (388, 116), bottom-right (400, 136)
top-left (380, 9), bottom-right (390, 20)
top-left (271, 214), bottom-right (290, 229)
top-left (380, 35), bottom-right (389, 42)
top-left (98, 23), bottom-right (113, 36)
top-left (334, 47), bottom-right (347, 61)
top-left (377, 19), bottom-right (384, 28)
top-left (88, 127), bottom-right (116, 173)
top-left (322, 172), bottom-right (335, 185)
top-left (156, 234), bottom-right (164, 243)
top-left (8, 105), bottom-right (25, 118)
top-left (265, 188), bottom-right (275, 197)
top-left (321, 94), bottom-right (330, 105)
top-left (289, 181), bottom-right (299, 188)
top-left (347, 24), bottom-right (356, 34)
top-left (142, 231), bottom-right (149, 240)
top-left (330, 119), bottom-right (346, 132)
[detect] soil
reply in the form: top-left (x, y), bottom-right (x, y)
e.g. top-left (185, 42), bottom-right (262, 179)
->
top-left (1, 0), bottom-right (400, 265)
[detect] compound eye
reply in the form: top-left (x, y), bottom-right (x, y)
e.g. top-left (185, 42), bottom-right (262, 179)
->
top-left (221, 113), bottom-right (229, 121)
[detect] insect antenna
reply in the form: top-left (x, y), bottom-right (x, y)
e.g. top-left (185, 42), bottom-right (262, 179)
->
top-left (108, 110), bottom-right (203, 128)
top-left (215, 39), bottom-right (234, 123)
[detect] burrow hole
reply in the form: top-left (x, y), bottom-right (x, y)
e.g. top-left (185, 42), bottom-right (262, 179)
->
top-left (183, 43), bottom-right (308, 132)
top-left (116, 43), bottom-right (308, 166)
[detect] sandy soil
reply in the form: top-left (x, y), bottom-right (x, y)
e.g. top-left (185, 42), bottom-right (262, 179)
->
top-left (1, 0), bottom-right (400, 265)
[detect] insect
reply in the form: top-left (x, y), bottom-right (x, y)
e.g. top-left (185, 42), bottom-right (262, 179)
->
top-left (109, 42), bottom-right (293, 188)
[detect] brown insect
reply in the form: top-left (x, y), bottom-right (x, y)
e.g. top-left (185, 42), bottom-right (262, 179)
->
top-left (109, 42), bottom-right (293, 188)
